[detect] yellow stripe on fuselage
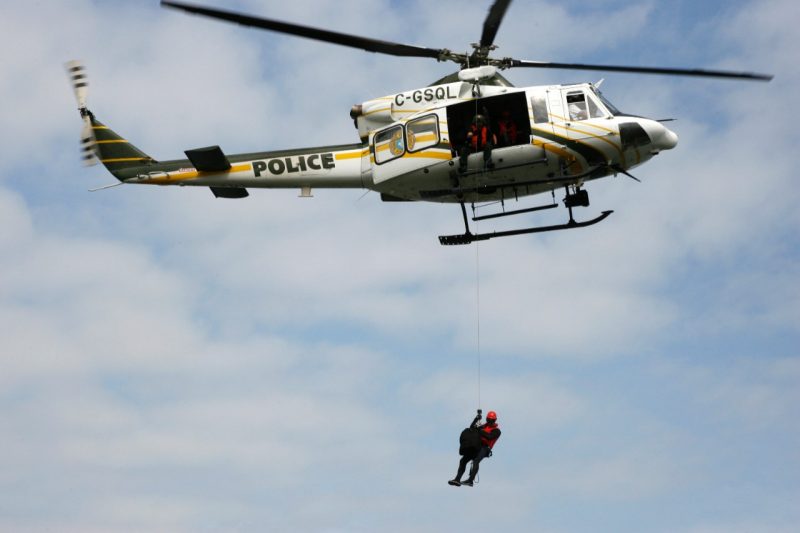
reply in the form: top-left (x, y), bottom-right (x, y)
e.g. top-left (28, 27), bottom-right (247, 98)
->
top-left (368, 149), bottom-right (451, 164)
top-left (150, 162), bottom-right (253, 183)
top-left (530, 135), bottom-right (584, 174)
top-left (335, 150), bottom-right (365, 160)
top-left (100, 157), bottom-right (149, 163)
top-left (364, 106), bottom-right (391, 117)
top-left (550, 114), bottom-right (618, 135)
top-left (403, 150), bottom-right (451, 160)
top-left (549, 115), bottom-right (623, 161)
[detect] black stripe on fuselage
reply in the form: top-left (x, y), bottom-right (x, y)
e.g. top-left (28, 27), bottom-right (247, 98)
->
top-left (531, 129), bottom-right (607, 167)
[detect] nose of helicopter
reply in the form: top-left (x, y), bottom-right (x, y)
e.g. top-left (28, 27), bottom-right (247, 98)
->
top-left (657, 126), bottom-right (679, 150)
top-left (643, 120), bottom-right (679, 151)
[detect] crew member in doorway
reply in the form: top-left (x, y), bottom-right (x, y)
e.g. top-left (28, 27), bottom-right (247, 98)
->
top-left (459, 114), bottom-right (496, 173)
top-left (449, 409), bottom-right (501, 487)
top-left (496, 110), bottom-right (518, 147)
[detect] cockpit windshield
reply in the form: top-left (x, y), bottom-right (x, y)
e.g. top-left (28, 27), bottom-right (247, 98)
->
top-left (593, 88), bottom-right (622, 116)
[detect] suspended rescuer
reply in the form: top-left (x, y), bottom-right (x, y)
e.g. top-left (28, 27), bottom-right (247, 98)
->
top-left (448, 409), bottom-right (501, 487)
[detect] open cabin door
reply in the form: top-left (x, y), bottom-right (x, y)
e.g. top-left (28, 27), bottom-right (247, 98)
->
top-left (445, 91), bottom-right (532, 152)
top-left (370, 110), bottom-right (450, 185)
top-left (528, 89), bottom-right (555, 138)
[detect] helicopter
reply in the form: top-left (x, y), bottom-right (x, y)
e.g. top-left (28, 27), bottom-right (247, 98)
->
top-left (66, 0), bottom-right (772, 245)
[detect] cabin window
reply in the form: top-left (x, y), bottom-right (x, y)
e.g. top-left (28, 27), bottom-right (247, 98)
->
top-left (374, 125), bottom-right (405, 164)
top-left (566, 92), bottom-right (589, 121)
top-left (406, 115), bottom-right (439, 153)
top-left (531, 95), bottom-right (549, 123)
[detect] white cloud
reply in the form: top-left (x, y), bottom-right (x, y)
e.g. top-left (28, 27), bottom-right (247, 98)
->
top-left (1, 0), bottom-right (798, 531)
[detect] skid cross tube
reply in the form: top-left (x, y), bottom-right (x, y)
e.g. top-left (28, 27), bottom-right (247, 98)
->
top-left (472, 202), bottom-right (558, 221)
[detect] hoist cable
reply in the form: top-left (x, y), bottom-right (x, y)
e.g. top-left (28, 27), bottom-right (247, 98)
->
top-left (472, 96), bottom-right (482, 412)
top-left (475, 219), bottom-right (481, 411)
top-left (471, 96), bottom-right (484, 486)
top-left (475, 221), bottom-right (482, 487)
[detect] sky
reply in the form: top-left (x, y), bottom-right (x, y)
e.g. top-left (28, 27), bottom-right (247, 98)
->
top-left (0, 0), bottom-right (798, 531)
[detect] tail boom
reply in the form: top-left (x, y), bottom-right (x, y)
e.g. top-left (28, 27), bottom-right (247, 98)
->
top-left (115, 144), bottom-right (369, 191)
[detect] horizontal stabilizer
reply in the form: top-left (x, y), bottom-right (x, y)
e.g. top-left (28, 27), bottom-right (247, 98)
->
top-left (380, 193), bottom-right (413, 202)
top-left (210, 186), bottom-right (249, 199)
top-left (186, 145), bottom-right (231, 172)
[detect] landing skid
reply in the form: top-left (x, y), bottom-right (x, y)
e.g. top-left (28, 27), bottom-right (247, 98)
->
top-left (439, 209), bottom-right (613, 245)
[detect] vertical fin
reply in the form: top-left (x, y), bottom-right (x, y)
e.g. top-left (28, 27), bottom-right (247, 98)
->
top-left (90, 115), bottom-right (156, 176)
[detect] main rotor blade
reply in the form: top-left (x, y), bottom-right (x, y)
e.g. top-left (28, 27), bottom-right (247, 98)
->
top-left (506, 59), bottom-right (773, 81)
top-left (480, 0), bottom-right (512, 48)
top-left (161, 1), bottom-right (449, 60)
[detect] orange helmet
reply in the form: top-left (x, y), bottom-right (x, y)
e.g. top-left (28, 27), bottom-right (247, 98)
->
top-left (486, 411), bottom-right (497, 421)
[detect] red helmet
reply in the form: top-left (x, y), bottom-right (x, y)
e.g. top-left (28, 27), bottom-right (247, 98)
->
top-left (486, 411), bottom-right (497, 421)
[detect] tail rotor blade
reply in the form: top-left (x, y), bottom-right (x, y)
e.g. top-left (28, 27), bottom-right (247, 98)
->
top-left (66, 60), bottom-right (97, 166)
top-left (80, 115), bottom-right (98, 167)
top-left (65, 60), bottom-right (89, 108)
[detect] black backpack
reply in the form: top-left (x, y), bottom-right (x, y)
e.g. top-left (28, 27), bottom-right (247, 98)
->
top-left (459, 427), bottom-right (482, 456)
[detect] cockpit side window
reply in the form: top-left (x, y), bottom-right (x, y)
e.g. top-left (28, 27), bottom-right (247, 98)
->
top-left (566, 92), bottom-right (589, 121)
top-left (586, 93), bottom-right (606, 119)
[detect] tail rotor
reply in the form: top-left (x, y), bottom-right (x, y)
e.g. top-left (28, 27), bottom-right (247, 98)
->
top-left (65, 60), bottom-right (98, 166)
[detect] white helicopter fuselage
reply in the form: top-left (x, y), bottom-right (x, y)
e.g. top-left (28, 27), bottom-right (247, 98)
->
top-left (106, 76), bottom-right (677, 205)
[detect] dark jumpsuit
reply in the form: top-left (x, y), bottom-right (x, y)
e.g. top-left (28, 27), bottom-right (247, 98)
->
top-left (455, 414), bottom-right (501, 483)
